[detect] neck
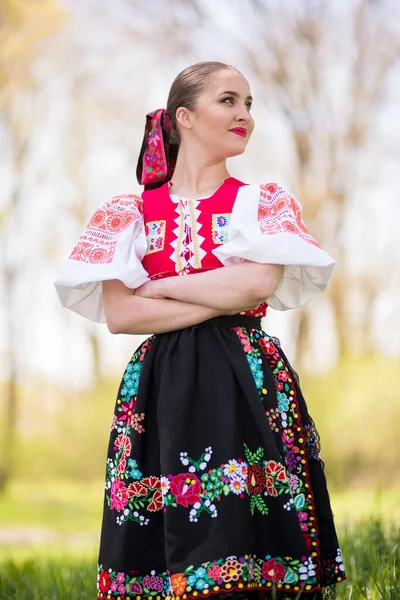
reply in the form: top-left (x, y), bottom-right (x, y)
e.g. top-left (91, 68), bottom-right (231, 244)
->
top-left (169, 143), bottom-right (230, 198)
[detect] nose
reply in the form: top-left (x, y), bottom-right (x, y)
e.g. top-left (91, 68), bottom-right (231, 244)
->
top-left (235, 105), bottom-right (252, 122)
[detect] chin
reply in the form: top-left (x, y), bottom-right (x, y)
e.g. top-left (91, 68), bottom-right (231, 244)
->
top-left (225, 145), bottom-right (247, 158)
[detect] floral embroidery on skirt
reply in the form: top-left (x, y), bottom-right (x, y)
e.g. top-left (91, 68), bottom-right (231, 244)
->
top-left (97, 316), bottom-right (345, 599)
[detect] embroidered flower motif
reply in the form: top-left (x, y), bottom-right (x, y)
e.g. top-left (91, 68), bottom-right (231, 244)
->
top-left (110, 479), bottom-right (128, 512)
top-left (160, 476), bottom-right (170, 495)
top-left (262, 558), bottom-right (285, 582)
top-left (207, 564), bottom-right (221, 580)
top-left (238, 461), bottom-right (248, 480)
top-left (148, 490), bottom-right (163, 512)
top-left (277, 392), bottom-right (289, 413)
top-left (266, 476), bottom-right (278, 497)
top-left (265, 460), bottom-right (284, 476)
top-left (116, 397), bottom-right (135, 425)
top-left (212, 213), bottom-right (231, 244)
top-left (259, 338), bottom-right (276, 355)
top-left (131, 412), bottom-right (145, 434)
top-left (258, 184), bottom-right (322, 248)
top-left (89, 247), bottom-right (109, 263)
top-left (282, 428), bottom-right (295, 447)
top-left (127, 481), bottom-right (147, 497)
top-left (220, 559), bottom-right (243, 582)
top-left (145, 220), bottom-right (166, 254)
top-left (70, 195), bottom-right (141, 264)
top-left (98, 570), bottom-right (111, 592)
top-left (235, 328), bottom-right (253, 352)
top-left (229, 475), bottom-right (245, 495)
top-left (142, 476), bottom-right (161, 489)
top-left (223, 459), bottom-right (241, 477)
top-left (114, 434), bottom-right (132, 456)
top-left (128, 458), bottom-right (142, 480)
top-left (142, 573), bottom-right (164, 592)
top-left (170, 474), bottom-right (201, 507)
top-left (278, 369), bottom-right (289, 382)
top-left (170, 573), bottom-right (188, 595)
top-left (247, 464), bottom-right (267, 495)
top-left (217, 215), bottom-right (228, 227)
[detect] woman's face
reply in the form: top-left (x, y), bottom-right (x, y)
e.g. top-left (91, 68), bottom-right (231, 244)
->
top-left (179, 69), bottom-right (255, 159)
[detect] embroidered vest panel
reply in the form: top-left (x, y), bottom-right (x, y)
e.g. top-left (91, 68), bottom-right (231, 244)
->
top-left (142, 178), bottom-right (246, 279)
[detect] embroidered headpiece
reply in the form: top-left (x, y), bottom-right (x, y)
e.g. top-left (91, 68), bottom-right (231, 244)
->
top-left (136, 108), bottom-right (178, 188)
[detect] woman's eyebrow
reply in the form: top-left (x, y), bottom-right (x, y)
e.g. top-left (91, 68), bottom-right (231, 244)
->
top-left (218, 90), bottom-right (253, 100)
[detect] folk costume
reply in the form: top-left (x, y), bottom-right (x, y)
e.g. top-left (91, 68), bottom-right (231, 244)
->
top-left (55, 109), bottom-right (345, 600)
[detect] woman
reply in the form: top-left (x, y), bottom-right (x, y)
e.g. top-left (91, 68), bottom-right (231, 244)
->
top-left (55, 61), bottom-right (345, 600)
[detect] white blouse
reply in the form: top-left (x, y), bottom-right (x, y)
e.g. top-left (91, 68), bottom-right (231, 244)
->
top-left (54, 183), bottom-right (335, 322)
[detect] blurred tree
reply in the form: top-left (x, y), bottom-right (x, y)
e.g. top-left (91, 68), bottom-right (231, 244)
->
top-left (243, 0), bottom-right (400, 365)
top-left (0, 0), bottom-right (65, 493)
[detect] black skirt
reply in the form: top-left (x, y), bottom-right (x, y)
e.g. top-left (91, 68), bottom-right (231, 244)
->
top-left (97, 316), bottom-right (345, 600)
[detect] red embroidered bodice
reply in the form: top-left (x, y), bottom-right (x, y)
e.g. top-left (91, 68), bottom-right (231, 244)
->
top-left (141, 177), bottom-right (268, 318)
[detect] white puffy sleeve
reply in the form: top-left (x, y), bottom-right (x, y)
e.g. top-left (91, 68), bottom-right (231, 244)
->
top-left (213, 183), bottom-right (335, 310)
top-left (54, 194), bottom-right (150, 322)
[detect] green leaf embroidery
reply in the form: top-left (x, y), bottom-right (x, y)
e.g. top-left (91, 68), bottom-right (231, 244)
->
top-left (254, 494), bottom-right (269, 515)
top-left (222, 484), bottom-right (230, 496)
top-left (253, 447), bottom-right (265, 463)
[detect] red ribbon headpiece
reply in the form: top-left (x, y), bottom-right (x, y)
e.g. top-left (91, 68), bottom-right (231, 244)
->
top-left (136, 109), bottom-right (178, 188)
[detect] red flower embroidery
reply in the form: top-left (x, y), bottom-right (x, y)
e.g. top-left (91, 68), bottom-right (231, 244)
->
top-left (148, 489), bottom-right (163, 512)
top-left (70, 195), bottom-right (142, 264)
top-left (258, 185), bottom-right (321, 248)
top-left (106, 214), bottom-right (124, 233)
top-left (98, 570), bottom-right (111, 592)
top-left (127, 482), bottom-right (147, 497)
top-left (265, 460), bottom-right (284, 475)
top-left (170, 473), bottom-right (201, 507)
top-left (247, 464), bottom-right (267, 495)
top-left (262, 558), bottom-right (285, 582)
top-left (142, 476), bottom-right (161, 489)
top-left (89, 209), bottom-right (106, 228)
top-left (259, 338), bottom-right (276, 355)
top-left (89, 247), bottom-right (109, 263)
top-left (266, 476), bottom-right (278, 497)
top-left (115, 434), bottom-right (132, 456)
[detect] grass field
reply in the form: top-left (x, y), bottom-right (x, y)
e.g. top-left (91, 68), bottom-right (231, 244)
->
top-left (1, 518), bottom-right (399, 599)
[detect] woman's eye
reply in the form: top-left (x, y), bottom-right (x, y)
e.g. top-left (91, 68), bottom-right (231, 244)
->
top-left (222, 97), bottom-right (252, 111)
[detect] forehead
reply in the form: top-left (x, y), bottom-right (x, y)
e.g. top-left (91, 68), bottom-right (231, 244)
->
top-left (204, 69), bottom-right (252, 97)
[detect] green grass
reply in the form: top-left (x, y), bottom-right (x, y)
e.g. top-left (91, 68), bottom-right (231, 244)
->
top-left (0, 520), bottom-right (399, 599)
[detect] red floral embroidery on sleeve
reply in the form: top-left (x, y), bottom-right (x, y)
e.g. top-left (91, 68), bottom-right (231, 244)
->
top-left (69, 194), bottom-right (143, 264)
top-left (258, 184), bottom-right (321, 248)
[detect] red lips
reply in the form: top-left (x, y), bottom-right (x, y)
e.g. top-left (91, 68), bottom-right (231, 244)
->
top-left (229, 127), bottom-right (247, 137)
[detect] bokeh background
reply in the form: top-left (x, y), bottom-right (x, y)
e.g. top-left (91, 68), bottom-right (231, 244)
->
top-left (1, 0), bottom-right (400, 591)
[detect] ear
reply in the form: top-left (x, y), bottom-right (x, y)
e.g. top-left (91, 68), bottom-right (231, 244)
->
top-left (175, 107), bottom-right (193, 132)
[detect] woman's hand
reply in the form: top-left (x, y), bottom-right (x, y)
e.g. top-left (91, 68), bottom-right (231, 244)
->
top-left (134, 280), bottom-right (164, 299)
